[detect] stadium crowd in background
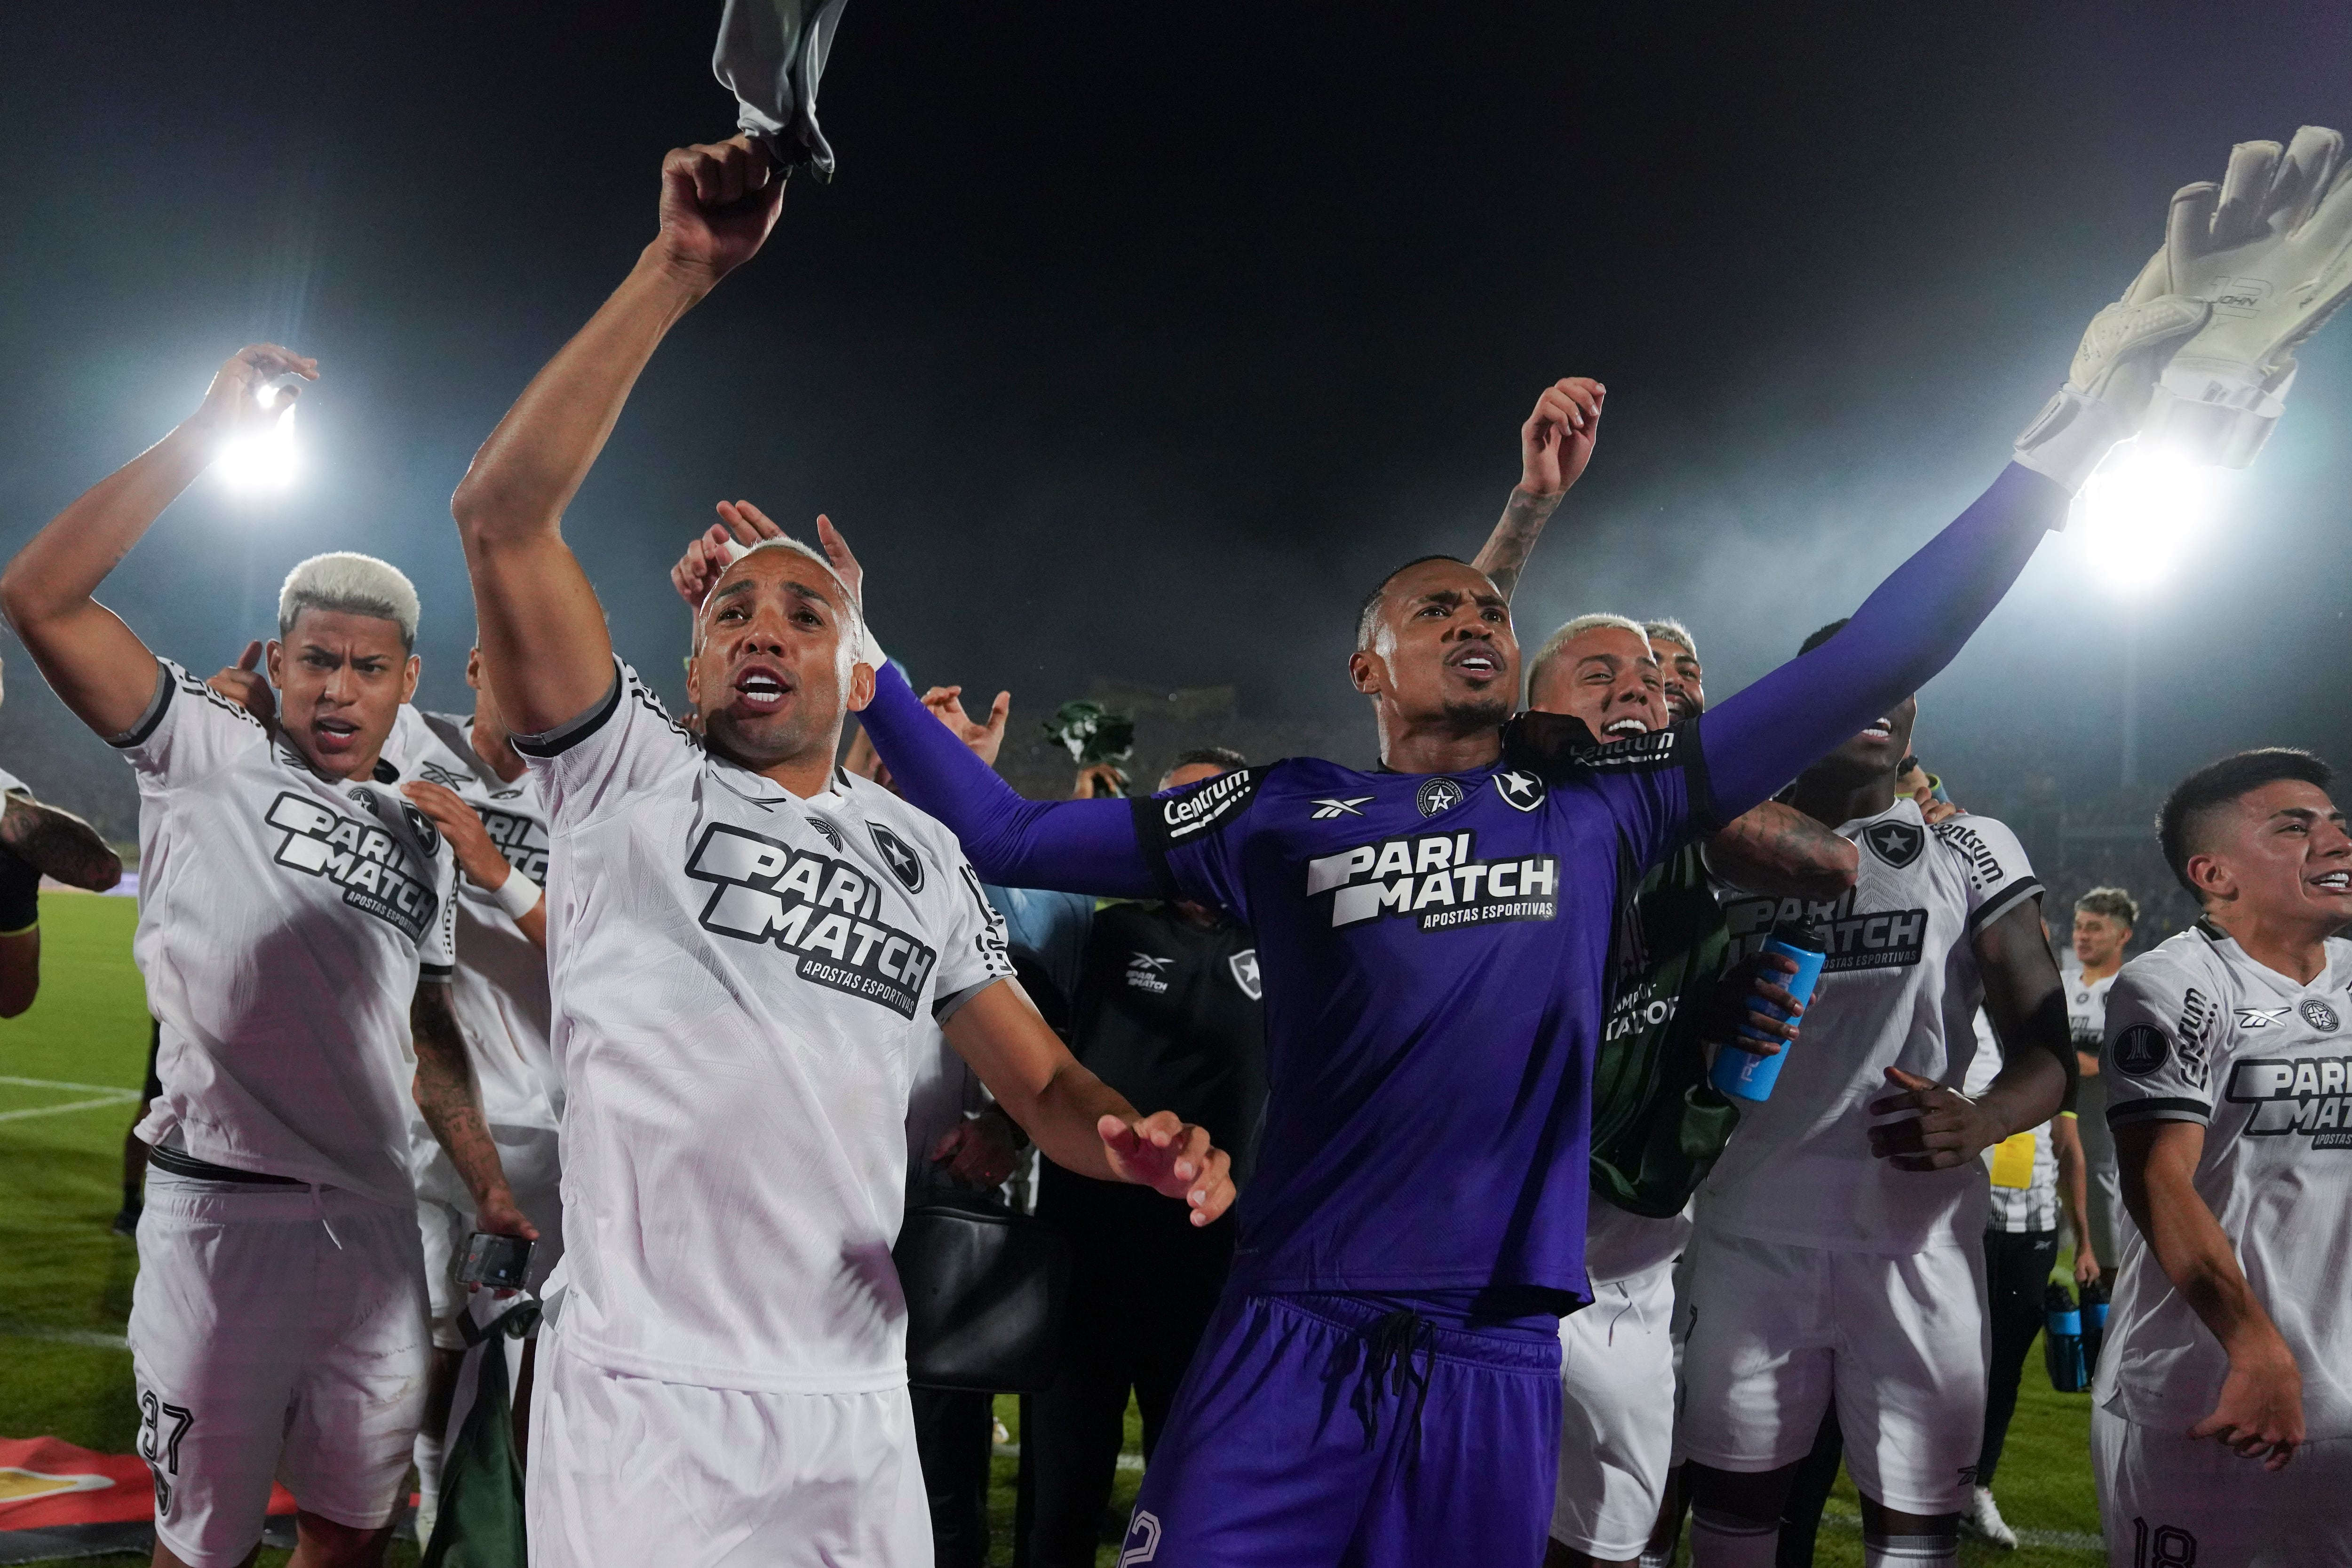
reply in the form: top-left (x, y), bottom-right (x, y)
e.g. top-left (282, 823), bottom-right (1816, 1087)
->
top-left (8, 19), bottom-right (2352, 1567)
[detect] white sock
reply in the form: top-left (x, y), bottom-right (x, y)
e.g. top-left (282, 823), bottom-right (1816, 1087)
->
top-left (1863, 1530), bottom-right (1959, 1567)
top-left (412, 1427), bottom-right (444, 1542)
top-left (1688, 1506), bottom-right (1778, 1568)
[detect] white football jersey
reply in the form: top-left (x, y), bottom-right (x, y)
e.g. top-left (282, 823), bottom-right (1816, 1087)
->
top-left (391, 708), bottom-right (558, 1132)
top-left (118, 660), bottom-right (457, 1206)
top-left (2095, 924), bottom-right (2352, 1440)
top-left (1699, 800), bottom-right (2043, 1253)
top-left (518, 661), bottom-right (1015, 1394)
top-left (2064, 962), bottom-right (2118, 1056)
top-left (1963, 1011), bottom-right (2059, 1234)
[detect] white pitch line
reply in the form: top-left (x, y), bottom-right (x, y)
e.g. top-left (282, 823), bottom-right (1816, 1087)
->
top-left (0, 1321), bottom-right (130, 1350)
top-left (0, 1090), bottom-right (141, 1123)
top-left (0, 1074), bottom-right (143, 1096)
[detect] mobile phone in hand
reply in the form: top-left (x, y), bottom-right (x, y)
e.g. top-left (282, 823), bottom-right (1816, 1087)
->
top-left (458, 1232), bottom-right (534, 1290)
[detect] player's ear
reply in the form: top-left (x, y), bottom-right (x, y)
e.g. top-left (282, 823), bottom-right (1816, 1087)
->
top-left (1348, 648), bottom-right (1383, 696)
top-left (847, 660), bottom-right (876, 713)
top-left (399, 654), bottom-right (421, 705)
top-left (2184, 851), bottom-right (2232, 905)
top-left (265, 640), bottom-right (286, 688)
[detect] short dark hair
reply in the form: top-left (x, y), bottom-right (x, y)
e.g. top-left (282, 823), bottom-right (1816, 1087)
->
top-left (2156, 748), bottom-right (2335, 897)
top-left (2074, 886), bottom-right (2139, 928)
top-left (1171, 746), bottom-right (1247, 772)
top-left (1798, 618), bottom-right (1850, 657)
top-left (1356, 554), bottom-right (1472, 652)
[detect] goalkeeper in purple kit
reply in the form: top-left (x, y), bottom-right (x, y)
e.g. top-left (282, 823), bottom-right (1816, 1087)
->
top-left (835, 131), bottom-right (2352, 1567)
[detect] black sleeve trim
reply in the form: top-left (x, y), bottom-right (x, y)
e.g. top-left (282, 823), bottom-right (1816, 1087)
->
top-left (511, 666), bottom-right (624, 760)
top-left (1131, 765), bottom-right (1262, 902)
top-left (418, 962), bottom-right (455, 980)
top-left (2108, 1096), bottom-right (2210, 1128)
top-left (1969, 876), bottom-right (2047, 938)
top-left (1676, 717), bottom-right (1720, 840)
top-left (105, 662), bottom-right (175, 750)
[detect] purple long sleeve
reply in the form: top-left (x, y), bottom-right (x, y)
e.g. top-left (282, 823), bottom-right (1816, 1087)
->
top-left (1697, 461), bottom-right (2067, 821)
top-left (857, 665), bottom-right (1161, 897)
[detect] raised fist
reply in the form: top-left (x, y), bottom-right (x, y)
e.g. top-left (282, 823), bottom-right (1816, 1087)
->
top-left (657, 136), bottom-right (786, 284)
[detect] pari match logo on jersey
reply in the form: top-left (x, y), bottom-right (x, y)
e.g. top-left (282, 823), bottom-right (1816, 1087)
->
top-left (684, 821), bottom-right (940, 1019)
top-left (264, 791), bottom-right (442, 941)
top-left (1305, 826), bottom-right (1558, 931)
top-left (1723, 885), bottom-right (1928, 973)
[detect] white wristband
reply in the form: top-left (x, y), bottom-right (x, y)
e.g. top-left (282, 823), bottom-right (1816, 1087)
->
top-left (491, 868), bottom-right (542, 921)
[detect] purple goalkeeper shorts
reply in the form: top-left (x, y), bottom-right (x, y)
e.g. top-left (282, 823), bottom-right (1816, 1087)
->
top-left (1119, 1290), bottom-right (1563, 1568)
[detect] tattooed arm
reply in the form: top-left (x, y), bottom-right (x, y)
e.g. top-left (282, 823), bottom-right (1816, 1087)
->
top-left (0, 794), bottom-right (122, 891)
top-left (412, 979), bottom-right (537, 1242)
top-left (1470, 377), bottom-right (1605, 600)
top-left (1703, 801), bottom-right (1858, 902)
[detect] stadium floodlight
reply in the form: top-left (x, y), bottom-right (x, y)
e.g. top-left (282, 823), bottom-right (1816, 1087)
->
top-left (2072, 437), bottom-right (2223, 593)
top-left (215, 395), bottom-right (299, 495)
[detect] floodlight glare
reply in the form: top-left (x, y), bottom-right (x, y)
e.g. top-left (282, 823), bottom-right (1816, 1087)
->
top-left (2072, 438), bottom-right (2222, 593)
top-left (216, 403), bottom-right (299, 494)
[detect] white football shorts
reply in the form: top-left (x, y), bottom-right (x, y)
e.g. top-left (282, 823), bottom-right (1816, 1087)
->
top-left (1675, 1226), bottom-right (1987, 1515)
top-left (2093, 1405), bottom-right (2352, 1566)
top-left (129, 1169), bottom-right (430, 1567)
top-left (1553, 1252), bottom-right (1678, 1559)
top-left (415, 1124), bottom-right (564, 1349)
top-left (526, 1329), bottom-right (930, 1568)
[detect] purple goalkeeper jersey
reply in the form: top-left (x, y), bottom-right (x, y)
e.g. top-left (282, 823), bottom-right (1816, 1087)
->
top-left (1132, 734), bottom-right (1708, 1306)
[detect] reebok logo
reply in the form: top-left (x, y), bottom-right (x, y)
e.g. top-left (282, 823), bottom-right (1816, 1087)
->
top-left (1305, 829), bottom-right (1557, 931)
top-left (1310, 796), bottom-right (1373, 820)
top-left (685, 822), bottom-right (938, 1019)
top-left (265, 792), bottom-right (441, 942)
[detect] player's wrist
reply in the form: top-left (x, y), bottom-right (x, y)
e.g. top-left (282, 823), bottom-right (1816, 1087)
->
top-left (637, 242), bottom-right (725, 304)
top-left (491, 866), bottom-right (542, 921)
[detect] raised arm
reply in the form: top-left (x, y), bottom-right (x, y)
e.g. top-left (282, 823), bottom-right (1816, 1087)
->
top-left (452, 136), bottom-right (783, 736)
top-left (0, 794), bottom-right (122, 891)
top-left (1, 345), bottom-right (315, 738)
top-left (1703, 800), bottom-right (1857, 902)
top-left (1469, 377), bottom-right (1603, 600)
top-left (852, 662), bottom-right (1158, 897)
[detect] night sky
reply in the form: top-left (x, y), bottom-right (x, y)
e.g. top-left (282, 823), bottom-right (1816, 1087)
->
top-left (4, 2), bottom-right (2351, 822)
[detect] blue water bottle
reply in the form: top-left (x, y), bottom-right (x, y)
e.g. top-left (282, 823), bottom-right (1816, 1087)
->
top-left (2044, 1282), bottom-right (2089, 1392)
top-left (1709, 924), bottom-right (1828, 1103)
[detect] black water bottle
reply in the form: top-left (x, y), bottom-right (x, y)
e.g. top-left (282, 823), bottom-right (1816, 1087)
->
top-left (2044, 1281), bottom-right (2089, 1392)
top-left (2080, 1275), bottom-right (2110, 1377)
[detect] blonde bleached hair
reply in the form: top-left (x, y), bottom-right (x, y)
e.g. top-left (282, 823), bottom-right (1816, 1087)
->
top-left (1644, 618), bottom-right (1699, 662)
top-left (278, 552), bottom-right (420, 651)
top-left (1528, 612), bottom-right (1651, 695)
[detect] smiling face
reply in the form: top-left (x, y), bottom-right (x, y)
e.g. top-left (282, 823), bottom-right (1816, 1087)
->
top-left (1813, 694), bottom-right (1919, 787)
top-left (1347, 559), bottom-right (1518, 732)
top-left (1529, 626), bottom-right (1669, 740)
top-left (266, 609), bottom-right (419, 780)
top-left (2181, 779), bottom-right (2352, 929)
top-left (686, 547), bottom-right (872, 772)
top-left (1650, 635), bottom-right (1704, 721)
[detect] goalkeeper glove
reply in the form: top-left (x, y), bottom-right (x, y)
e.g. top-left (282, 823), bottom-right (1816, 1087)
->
top-left (2140, 125), bottom-right (2352, 466)
top-left (2014, 247), bottom-right (2208, 495)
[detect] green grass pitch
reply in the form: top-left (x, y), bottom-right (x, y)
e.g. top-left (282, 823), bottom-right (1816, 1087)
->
top-left (0, 894), bottom-right (2105, 1566)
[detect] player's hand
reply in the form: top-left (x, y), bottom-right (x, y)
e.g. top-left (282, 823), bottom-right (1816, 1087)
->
top-left (207, 640), bottom-right (277, 735)
top-left (184, 343), bottom-right (316, 447)
top-left (1097, 1112), bottom-right (1233, 1225)
top-left (920, 685), bottom-right (1011, 767)
top-left (1703, 951), bottom-right (1806, 1058)
top-left (2073, 1242), bottom-right (2101, 1287)
top-left (656, 136), bottom-right (784, 285)
top-left (469, 1190), bottom-right (542, 1297)
top-left (930, 1115), bottom-right (1019, 1190)
top-left (2193, 1334), bottom-right (2304, 1471)
top-left (1519, 377), bottom-right (1605, 499)
top-left (400, 780), bottom-right (509, 891)
top-left (1867, 1067), bottom-right (2005, 1170)
top-left (814, 513), bottom-right (864, 611)
top-left (1073, 763), bottom-right (1129, 799)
